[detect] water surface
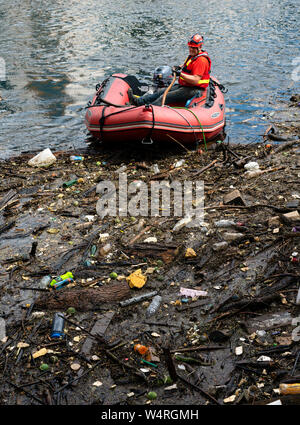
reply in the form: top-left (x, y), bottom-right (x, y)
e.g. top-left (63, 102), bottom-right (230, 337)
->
top-left (0, 0), bottom-right (299, 158)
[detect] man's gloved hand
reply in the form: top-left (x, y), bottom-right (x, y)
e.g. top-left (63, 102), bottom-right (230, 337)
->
top-left (172, 66), bottom-right (182, 76)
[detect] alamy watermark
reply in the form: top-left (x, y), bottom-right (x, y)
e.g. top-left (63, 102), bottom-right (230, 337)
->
top-left (96, 168), bottom-right (205, 226)
top-left (292, 56), bottom-right (300, 82)
top-left (0, 57), bottom-right (6, 82)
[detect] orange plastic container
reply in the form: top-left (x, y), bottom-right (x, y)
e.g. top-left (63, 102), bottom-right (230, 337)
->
top-left (134, 344), bottom-right (149, 356)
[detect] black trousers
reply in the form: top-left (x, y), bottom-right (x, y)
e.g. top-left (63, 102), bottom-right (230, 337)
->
top-left (136, 84), bottom-right (201, 106)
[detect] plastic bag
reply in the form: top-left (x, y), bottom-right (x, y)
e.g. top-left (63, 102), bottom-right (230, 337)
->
top-left (28, 148), bottom-right (56, 167)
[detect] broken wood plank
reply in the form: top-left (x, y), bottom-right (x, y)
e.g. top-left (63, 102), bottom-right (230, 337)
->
top-left (0, 189), bottom-right (18, 211)
top-left (81, 311), bottom-right (115, 356)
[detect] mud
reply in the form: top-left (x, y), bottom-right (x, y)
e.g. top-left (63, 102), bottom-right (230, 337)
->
top-left (0, 97), bottom-right (299, 406)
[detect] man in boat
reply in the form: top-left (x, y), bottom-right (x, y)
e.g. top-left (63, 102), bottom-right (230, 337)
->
top-left (128, 34), bottom-right (211, 107)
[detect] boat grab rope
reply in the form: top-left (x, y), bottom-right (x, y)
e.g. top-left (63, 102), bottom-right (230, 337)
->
top-left (86, 75), bottom-right (144, 109)
top-left (97, 104), bottom-right (141, 141)
top-left (212, 79), bottom-right (228, 93)
top-left (85, 79), bottom-right (127, 109)
top-left (96, 103), bottom-right (155, 144)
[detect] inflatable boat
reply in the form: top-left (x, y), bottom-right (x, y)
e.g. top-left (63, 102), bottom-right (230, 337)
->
top-left (85, 72), bottom-right (226, 146)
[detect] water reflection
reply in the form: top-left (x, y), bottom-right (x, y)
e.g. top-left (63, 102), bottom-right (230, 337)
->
top-left (0, 0), bottom-right (299, 154)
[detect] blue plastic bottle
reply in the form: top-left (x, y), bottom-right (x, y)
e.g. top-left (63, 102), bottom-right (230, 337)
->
top-left (51, 313), bottom-right (65, 338)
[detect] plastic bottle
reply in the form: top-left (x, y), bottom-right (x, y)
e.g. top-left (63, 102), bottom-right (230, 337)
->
top-left (119, 291), bottom-right (158, 307)
top-left (152, 164), bottom-right (160, 174)
top-left (52, 278), bottom-right (74, 290)
top-left (38, 275), bottom-right (52, 289)
top-left (62, 179), bottom-right (78, 188)
top-left (0, 317), bottom-right (6, 341)
top-left (172, 216), bottom-right (192, 232)
top-left (70, 156), bottom-right (84, 161)
top-left (99, 243), bottom-right (112, 256)
top-left (215, 219), bottom-right (235, 228)
top-left (146, 295), bottom-right (162, 317)
top-left (279, 383), bottom-right (300, 395)
top-left (51, 313), bottom-right (65, 338)
top-left (173, 159), bottom-right (185, 168)
top-left (296, 287), bottom-right (300, 305)
top-left (50, 272), bottom-right (74, 287)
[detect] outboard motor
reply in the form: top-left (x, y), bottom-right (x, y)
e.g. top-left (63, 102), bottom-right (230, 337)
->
top-left (152, 66), bottom-right (173, 92)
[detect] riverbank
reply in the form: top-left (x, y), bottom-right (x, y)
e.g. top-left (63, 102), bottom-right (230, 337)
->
top-left (0, 104), bottom-right (299, 406)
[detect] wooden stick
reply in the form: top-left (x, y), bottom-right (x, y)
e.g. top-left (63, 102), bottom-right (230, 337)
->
top-left (162, 346), bottom-right (178, 382)
top-left (193, 159), bottom-right (218, 176)
top-left (128, 219), bottom-right (159, 245)
top-left (54, 360), bottom-right (103, 393)
top-left (5, 379), bottom-right (46, 405)
top-left (128, 225), bottom-right (152, 246)
top-left (170, 345), bottom-right (227, 354)
top-left (177, 374), bottom-right (220, 405)
top-left (166, 134), bottom-right (191, 153)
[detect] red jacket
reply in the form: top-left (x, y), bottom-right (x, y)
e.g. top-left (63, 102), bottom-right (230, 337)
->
top-left (179, 51), bottom-right (211, 88)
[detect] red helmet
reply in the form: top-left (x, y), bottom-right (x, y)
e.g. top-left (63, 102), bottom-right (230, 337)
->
top-left (188, 34), bottom-right (204, 48)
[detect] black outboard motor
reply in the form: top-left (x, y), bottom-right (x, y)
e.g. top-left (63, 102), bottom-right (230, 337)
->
top-left (152, 66), bottom-right (173, 91)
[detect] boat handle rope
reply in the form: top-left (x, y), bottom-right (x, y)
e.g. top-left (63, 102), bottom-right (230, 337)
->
top-left (141, 104), bottom-right (155, 144)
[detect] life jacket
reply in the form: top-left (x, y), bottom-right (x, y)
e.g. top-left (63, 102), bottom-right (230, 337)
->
top-left (179, 51), bottom-right (211, 88)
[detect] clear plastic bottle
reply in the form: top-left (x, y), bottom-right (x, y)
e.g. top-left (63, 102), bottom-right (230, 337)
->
top-left (173, 159), bottom-right (185, 168)
top-left (146, 295), bottom-right (162, 317)
top-left (215, 219), bottom-right (235, 228)
top-left (38, 275), bottom-right (52, 289)
top-left (99, 243), bottom-right (112, 256)
top-left (0, 317), bottom-right (6, 341)
top-left (119, 291), bottom-right (158, 307)
top-left (152, 164), bottom-right (160, 174)
top-left (296, 287), bottom-right (300, 305)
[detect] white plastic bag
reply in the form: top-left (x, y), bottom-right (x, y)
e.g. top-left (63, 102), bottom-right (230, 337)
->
top-left (244, 161), bottom-right (260, 171)
top-left (28, 148), bottom-right (56, 167)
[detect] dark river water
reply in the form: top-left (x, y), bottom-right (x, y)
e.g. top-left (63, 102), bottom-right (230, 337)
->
top-left (0, 0), bottom-right (299, 158)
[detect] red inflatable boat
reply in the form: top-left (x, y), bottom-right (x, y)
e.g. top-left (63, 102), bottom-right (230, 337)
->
top-left (85, 73), bottom-right (226, 146)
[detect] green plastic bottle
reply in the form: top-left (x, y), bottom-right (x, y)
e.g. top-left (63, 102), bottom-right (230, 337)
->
top-left (50, 272), bottom-right (74, 287)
